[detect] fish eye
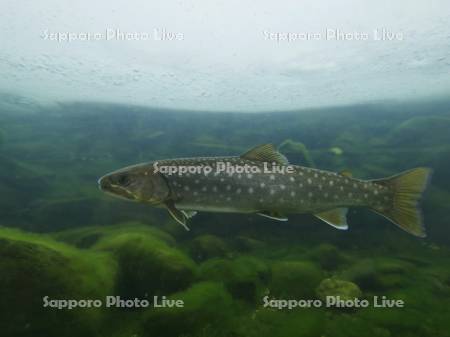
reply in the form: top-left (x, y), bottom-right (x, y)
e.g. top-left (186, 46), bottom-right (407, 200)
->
top-left (117, 175), bottom-right (131, 187)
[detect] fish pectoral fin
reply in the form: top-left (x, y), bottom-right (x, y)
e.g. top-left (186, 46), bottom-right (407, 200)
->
top-left (257, 210), bottom-right (288, 221)
top-left (165, 201), bottom-right (190, 231)
top-left (181, 210), bottom-right (198, 219)
top-left (314, 208), bottom-right (348, 230)
top-left (241, 144), bottom-right (289, 165)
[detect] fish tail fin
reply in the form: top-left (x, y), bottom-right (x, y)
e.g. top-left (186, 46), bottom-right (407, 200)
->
top-left (371, 167), bottom-right (432, 238)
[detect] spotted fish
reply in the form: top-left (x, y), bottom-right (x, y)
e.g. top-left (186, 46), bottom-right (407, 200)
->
top-left (98, 144), bottom-right (432, 237)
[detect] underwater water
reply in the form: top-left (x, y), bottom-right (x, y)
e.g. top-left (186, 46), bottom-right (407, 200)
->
top-left (1, 95), bottom-right (450, 337)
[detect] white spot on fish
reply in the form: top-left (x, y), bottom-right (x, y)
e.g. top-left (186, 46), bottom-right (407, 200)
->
top-left (270, 189), bottom-right (275, 195)
top-left (247, 174), bottom-right (253, 179)
top-left (238, 174), bottom-right (242, 179)
top-left (195, 179), bottom-right (199, 184)
top-left (248, 187), bottom-right (254, 194)
top-left (314, 173), bottom-right (318, 178)
top-left (374, 190), bottom-right (379, 195)
top-left (202, 186), bottom-right (207, 192)
top-left (307, 178), bottom-right (312, 184)
top-left (237, 188), bottom-right (242, 194)
top-left (329, 181), bottom-right (334, 186)
top-left (324, 193), bottom-right (329, 198)
top-left (308, 192), bottom-right (313, 198)
top-left (348, 192), bottom-right (353, 197)
top-left (280, 185), bottom-right (286, 190)
top-left (193, 191), bottom-right (198, 196)
top-left (364, 193), bottom-right (368, 198)
top-left (299, 183), bottom-right (304, 188)
top-left (213, 186), bottom-right (218, 192)
top-left (270, 175), bottom-right (275, 180)
top-left (318, 184), bottom-right (323, 190)
top-left (220, 178), bottom-right (224, 182)
top-left (226, 185), bottom-right (231, 191)
top-left (290, 177), bottom-right (295, 182)
top-left (184, 186), bottom-right (190, 191)
top-left (260, 182), bottom-right (266, 188)
top-left (226, 197), bottom-right (231, 201)
top-left (353, 183), bottom-right (357, 188)
top-left (340, 186), bottom-right (344, 191)
top-left (334, 195), bottom-right (339, 199)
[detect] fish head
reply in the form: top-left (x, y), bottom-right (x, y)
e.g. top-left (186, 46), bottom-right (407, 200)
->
top-left (98, 163), bottom-right (169, 205)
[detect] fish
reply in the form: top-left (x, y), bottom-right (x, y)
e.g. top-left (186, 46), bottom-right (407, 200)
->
top-left (98, 144), bottom-right (432, 237)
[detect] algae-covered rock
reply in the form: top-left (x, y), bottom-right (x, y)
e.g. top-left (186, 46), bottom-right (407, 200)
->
top-left (324, 314), bottom-right (390, 337)
top-left (237, 308), bottom-right (325, 337)
top-left (234, 235), bottom-right (266, 252)
top-left (270, 261), bottom-right (323, 298)
top-left (53, 222), bottom-right (176, 248)
top-left (341, 258), bottom-right (412, 290)
top-left (316, 278), bottom-right (362, 301)
top-left (199, 256), bottom-right (270, 303)
top-left (142, 282), bottom-right (233, 337)
top-left (93, 231), bottom-right (196, 299)
top-left (189, 234), bottom-right (230, 261)
top-left (307, 243), bottom-right (347, 270)
top-left (0, 227), bottom-right (116, 337)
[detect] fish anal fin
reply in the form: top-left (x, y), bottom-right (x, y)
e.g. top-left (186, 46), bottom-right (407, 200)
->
top-left (257, 210), bottom-right (288, 221)
top-left (241, 144), bottom-right (289, 165)
top-left (314, 208), bottom-right (348, 230)
top-left (165, 201), bottom-right (190, 231)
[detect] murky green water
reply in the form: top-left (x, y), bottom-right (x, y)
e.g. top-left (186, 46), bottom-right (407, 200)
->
top-left (1, 96), bottom-right (450, 337)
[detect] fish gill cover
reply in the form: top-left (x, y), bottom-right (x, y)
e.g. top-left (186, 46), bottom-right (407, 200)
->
top-left (1, 1), bottom-right (450, 337)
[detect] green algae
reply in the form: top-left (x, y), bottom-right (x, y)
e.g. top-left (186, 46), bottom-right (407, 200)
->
top-left (199, 256), bottom-right (270, 303)
top-left (141, 282), bottom-right (234, 337)
top-left (93, 229), bottom-right (196, 299)
top-left (0, 227), bottom-right (116, 337)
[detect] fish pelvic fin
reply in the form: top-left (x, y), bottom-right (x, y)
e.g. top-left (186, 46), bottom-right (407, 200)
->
top-left (165, 200), bottom-right (190, 231)
top-left (371, 167), bottom-right (432, 238)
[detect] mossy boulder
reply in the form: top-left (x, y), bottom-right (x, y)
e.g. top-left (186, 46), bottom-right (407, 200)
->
top-left (234, 235), bottom-right (266, 252)
top-left (199, 256), bottom-right (270, 303)
top-left (52, 222), bottom-right (175, 248)
top-left (307, 243), bottom-right (347, 270)
top-left (324, 314), bottom-right (390, 337)
top-left (316, 278), bottom-right (362, 301)
top-left (93, 231), bottom-right (196, 299)
top-left (270, 261), bottom-right (324, 298)
top-left (237, 308), bottom-right (325, 337)
top-left (0, 227), bottom-right (116, 337)
top-left (142, 282), bottom-right (234, 337)
top-left (189, 234), bottom-right (230, 261)
top-left (341, 258), bottom-right (412, 290)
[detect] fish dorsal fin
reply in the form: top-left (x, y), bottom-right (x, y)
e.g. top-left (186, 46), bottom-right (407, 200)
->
top-left (165, 200), bottom-right (190, 231)
top-left (257, 210), bottom-right (288, 221)
top-left (340, 170), bottom-right (353, 178)
top-left (241, 144), bottom-right (289, 165)
top-left (314, 208), bottom-right (348, 230)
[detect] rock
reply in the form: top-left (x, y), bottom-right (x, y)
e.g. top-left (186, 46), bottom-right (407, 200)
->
top-left (316, 278), bottom-right (362, 301)
top-left (234, 235), bottom-right (266, 252)
top-left (307, 243), bottom-right (347, 270)
top-left (93, 231), bottom-right (196, 299)
top-left (270, 261), bottom-right (323, 298)
top-left (199, 256), bottom-right (270, 303)
top-left (341, 258), bottom-right (412, 290)
top-left (189, 234), bottom-right (229, 261)
top-left (142, 282), bottom-right (233, 337)
top-left (52, 222), bottom-right (175, 248)
top-left (0, 227), bottom-right (116, 337)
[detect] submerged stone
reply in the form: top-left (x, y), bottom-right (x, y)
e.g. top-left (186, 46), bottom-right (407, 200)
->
top-left (93, 231), bottom-right (196, 299)
top-left (0, 227), bottom-right (116, 337)
top-left (316, 278), bottom-right (362, 301)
